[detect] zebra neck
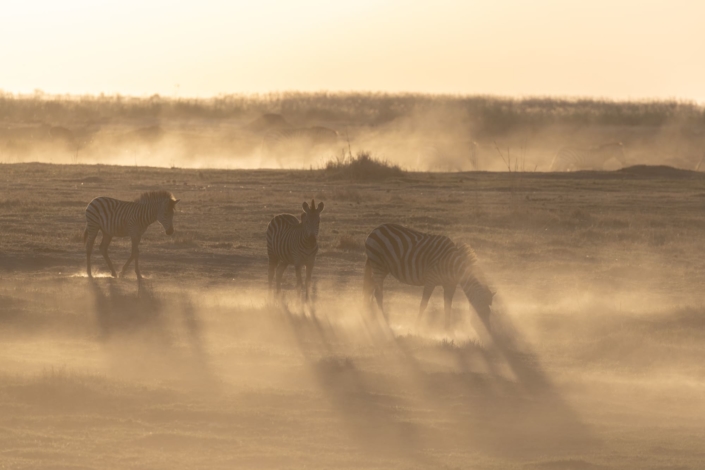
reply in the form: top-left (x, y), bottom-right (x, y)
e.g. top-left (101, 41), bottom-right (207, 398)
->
top-left (138, 201), bottom-right (159, 224)
top-left (300, 233), bottom-right (317, 249)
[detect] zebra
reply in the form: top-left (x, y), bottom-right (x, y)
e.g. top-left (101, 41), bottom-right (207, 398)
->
top-left (550, 142), bottom-right (627, 171)
top-left (83, 190), bottom-right (179, 279)
top-left (267, 199), bottom-right (325, 299)
top-left (364, 224), bottom-right (494, 329)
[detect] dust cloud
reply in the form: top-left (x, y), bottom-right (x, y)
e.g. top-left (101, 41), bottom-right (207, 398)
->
top-left (1, 268), bottom-right (704, 468)
top-left (1, 94), bottom-right (703, 171)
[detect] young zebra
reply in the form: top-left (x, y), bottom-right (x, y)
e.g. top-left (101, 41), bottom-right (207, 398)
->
top-left (267, 199), bottom-right (325, 298)
top-left (83, 190), bottom-right (179, 279)
top-left (364, 223), bottom-right (494, 329)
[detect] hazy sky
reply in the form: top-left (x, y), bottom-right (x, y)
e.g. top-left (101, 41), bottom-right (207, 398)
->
top-left (1, 0), bottom-right (703, 101)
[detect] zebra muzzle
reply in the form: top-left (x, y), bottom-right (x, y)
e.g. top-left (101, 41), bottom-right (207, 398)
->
top-left (166, 228), bottom-right (174, 236)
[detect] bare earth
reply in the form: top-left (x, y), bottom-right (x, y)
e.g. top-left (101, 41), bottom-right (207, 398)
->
top-left (1, 163), bottom-right (704, 469)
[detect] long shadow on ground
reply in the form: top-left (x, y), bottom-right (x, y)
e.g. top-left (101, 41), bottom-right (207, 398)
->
top-left (278, 300), bottom-right (439, 466)
top-left (388, 304), bottom-right (596, 460)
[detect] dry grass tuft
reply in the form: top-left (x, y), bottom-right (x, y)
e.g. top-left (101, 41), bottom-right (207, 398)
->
top-left (324, 151), bottom-right (404, 180)
top-left (336, 235), bottom-right (365, 252)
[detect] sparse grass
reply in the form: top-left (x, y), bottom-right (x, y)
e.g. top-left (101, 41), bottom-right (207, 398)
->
top-left (332, 188), bottom-right (363, 203)
top-left (323, 151), bottom-right (404, 180)
top-left (2, 163), bottom-right (705, 470)
top-left (69, 230), bottom-right (84, 243)
top-left (336, 235), bottom-right (365, 252)
top-left (306, 188), bottom-right (363, 204)
top-left (168, 232), bottom-right (198, 248)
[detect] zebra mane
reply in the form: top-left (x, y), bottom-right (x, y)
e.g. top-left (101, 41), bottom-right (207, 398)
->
top-left (135, 190), bottom-right (176, 203)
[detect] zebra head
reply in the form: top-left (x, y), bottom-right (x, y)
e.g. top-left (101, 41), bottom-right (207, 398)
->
top-left (301, 199), bottom-right (324, 242)
top-left (456, 244), bottom-right (494, 324)
top-left (157, 196), bottom-right (180, 236)
top-left (463, 282), bottom-right (495, 326)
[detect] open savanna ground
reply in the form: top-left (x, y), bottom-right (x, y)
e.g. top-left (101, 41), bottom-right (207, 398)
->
top-left (1, 162), bottom-right (705, 469)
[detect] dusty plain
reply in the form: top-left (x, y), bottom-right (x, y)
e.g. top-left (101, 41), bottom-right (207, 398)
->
top-left (1, 162), bottom-right (705, 469)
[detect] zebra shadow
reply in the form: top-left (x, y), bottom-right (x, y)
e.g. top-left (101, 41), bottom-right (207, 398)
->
top-left (87, 278), bottom-right (216, 386)
top-left (88, 278), bottom-right (165, 340)
top-left (278, 303), bottom-right (437, 466)
top-left (390, 305), bottom-right (596, 458)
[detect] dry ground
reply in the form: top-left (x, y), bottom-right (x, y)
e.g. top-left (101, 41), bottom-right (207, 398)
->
top-left (1, 163), bottom-right (705, 469)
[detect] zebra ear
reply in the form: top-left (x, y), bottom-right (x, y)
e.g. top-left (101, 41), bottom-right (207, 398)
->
top-left (317, 202), bottom-right (324, 212)
top-left (302, 201), bottom-right (310, 213)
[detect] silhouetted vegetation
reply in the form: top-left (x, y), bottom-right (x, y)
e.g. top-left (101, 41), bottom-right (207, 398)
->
top-left (323, 151), bottom-right (404, 180)
top-left (1, 91), bottom-right (703, 135)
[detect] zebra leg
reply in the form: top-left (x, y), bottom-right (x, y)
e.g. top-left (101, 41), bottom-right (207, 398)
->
top-left (120, 236), bottom-right (140, 278)
top-left (132, 237), bottom-right (142, 280)
top-left (275, 263), bottom-right (288, 294)
top-left (417, 284), bottom-right (435, 325)
top-left (85, 229), bottom-right (99, 278)
top-left (443, 285), bottom-right (457, 331)
top-left (304, 261), bottom-right (314, 301)
top-left (268, 257), bottom-right (278, 292)
top-left (295, 265), bottom-right (304, 300)
top-left (99, 234), bottom-right (117, 277)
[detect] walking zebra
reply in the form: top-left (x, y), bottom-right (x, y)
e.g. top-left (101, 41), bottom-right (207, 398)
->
top-left (364, 224), bottom-right (494, 329)
top-left (83, 190), bottom-right (179, 279)
top-left (550, 142), bottom-right (627, 171)
top-left (267, 199), bottom-right (325, 298)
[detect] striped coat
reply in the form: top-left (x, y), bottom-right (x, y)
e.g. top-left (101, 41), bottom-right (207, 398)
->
top-left (364, 224), bottom-right (493, 328)
top-left (267, 199), bottom-right (325, 298)
top-left (83, 190), bottom-right (179, 279)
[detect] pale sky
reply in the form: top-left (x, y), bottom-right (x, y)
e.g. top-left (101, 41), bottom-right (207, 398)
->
top-left (0, 0), bottom-right (703, 101)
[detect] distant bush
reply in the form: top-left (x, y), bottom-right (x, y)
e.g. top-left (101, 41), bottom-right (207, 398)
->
top-left (324, 151), bottom-right (404, 180)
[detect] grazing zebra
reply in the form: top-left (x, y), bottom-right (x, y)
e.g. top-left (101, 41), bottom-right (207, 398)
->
top-left (262, 126), bottom-right (338, 155)
top-left (550, 142), bottom-right (627, 171)
top-left (267, 199), bottom-right (325, 298)
top-left (364, 224), bottom-right (494, 329)
top-left (83, 190), bottom-right (179, 279)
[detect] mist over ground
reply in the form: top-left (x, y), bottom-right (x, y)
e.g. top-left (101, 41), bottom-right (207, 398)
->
top-left (1, 92), bottom-right (704, 171)
top-left (1, 163), bottom-right (704, 468)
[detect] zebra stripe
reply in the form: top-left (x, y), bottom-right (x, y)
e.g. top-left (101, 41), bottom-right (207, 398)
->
top-left (364, 223), bottom-right (494, 328)
top-left (267, 199), bottom-right (325, 298)
top-left (83, 190), bottom-right (179, 279)
top-left (550, 142), bottom-right (626, 171)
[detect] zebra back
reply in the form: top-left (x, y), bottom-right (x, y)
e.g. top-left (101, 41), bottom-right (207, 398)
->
top-left (85, 190), bottom-right (178, 237)
top-left (365, 224), bottom-right (458, 286)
